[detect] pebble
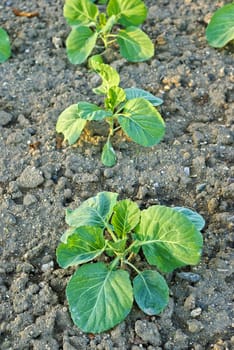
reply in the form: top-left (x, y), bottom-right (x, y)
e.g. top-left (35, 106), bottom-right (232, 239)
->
top-left (23, 194), bottom-right (37, 206)
top-left (184, 294), bottom-right (196, 310)
top-left (17, 166), bottom-right (44, 189)
top-left (196, 183), bottom-right (206, 193)
top-left (135, 320), bottom-right (161, 346)
top-left (176, 272), bottom-right (201, 283)
top-left (191, 307), bottom-right (202, 317)
top-left (0, 111), bottom-right (13, 126)
top-left (41, 261), bottom-right (54, 272)
top-left (187, 319), bottom-right (204, 333)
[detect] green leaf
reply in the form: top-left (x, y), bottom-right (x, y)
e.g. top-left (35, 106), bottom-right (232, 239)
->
top-left (172, 207), bottom-right (205, 231)
top-left (66, 26), bottom-right (98, 64)
top-left (0, 28), bottom-right (11, 63)
top-left (101, 140), bottom-right (117, 167)
top-left (66, 262), bottom-right (133, 333)
top-left (100, 15), bottom-right (117, 35)
top-left (56, 102), bottom-right (111, 145)
top-left (88, 54), bottom-right (104, 69)
top-left (64, 0), bottom-right (99, 26)
top-left (56, 226), bottom-right (105, 268)
top-left (111, 199), bottom-right (140, 238)
top-left (133, 270), bottom-right (169, 315)
top-left (206, 3), bottom-right (234, 48)
top-left (107, 238), bottom-right (127, 254)
top-left (105, 86), bottom-right (126, 110)
top-left (56, 104), bottom-right (87, 145)
top-left (134, 205), bottom-right (203, 272)
top-left (118, 98), bottom-right (165, 147)
top-left (125, 88), bottom-right (163, 106)
top-left (92, 63), bottom-right (120, 94)
top-left (60, 227), bottom-right (78, 243)
top-left (117, 27), bottom-right (154, 62)
top-left (66, 191), bottom-right (118, 228)
top-left (107, 0), bottom-right (147, 27)
top-left (77, 102), bottom-right (113, 120)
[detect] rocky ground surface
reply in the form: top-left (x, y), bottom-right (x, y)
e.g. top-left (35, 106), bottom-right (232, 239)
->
top-left (0, 0), bottom-right (233, 349)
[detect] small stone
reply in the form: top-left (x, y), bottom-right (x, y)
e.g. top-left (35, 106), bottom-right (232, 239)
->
top-left (196, 183), bottom-right (206, 193)
top-left (23, 194), bottom-right (37, 206)
top-left (208, 198), bottom-right (219, 214)
top-left (184, 294), bottom-right (196, 310)
top-left (176, 272), bottom-right (201, 283)
top-left (187, 319), bottom-right (204, 333)
top-left (135, 320), bottom-right (161, 346)
top-left (191, 307), bottom-right (202, 317)
top-left (64, 188), bottom-right (72, 199)
top-left (41, 261), bottom-right (54, 272)
top-left (17, 166), bottom-right (44, 189)
top-left (0, 111), bottom-right (13, 126)
top-left (103, 168), bottom-right (114, 178)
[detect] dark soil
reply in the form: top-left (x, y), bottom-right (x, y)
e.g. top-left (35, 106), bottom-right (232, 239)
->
top-left (0, 0), bottom-right (233, 349)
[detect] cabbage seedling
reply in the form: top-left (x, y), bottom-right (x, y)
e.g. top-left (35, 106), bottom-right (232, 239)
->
top-left (63, 0), bottom-right (154, 64)
top-left (56, 191), bottom-right (204, 333)
top-left (56, 61), bottom-right (165, 166)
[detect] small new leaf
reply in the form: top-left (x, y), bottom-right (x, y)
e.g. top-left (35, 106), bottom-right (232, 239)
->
top-left (111, 199), bottom-right (140, 238)
top-left (101, 140), bottom-right (117, 167)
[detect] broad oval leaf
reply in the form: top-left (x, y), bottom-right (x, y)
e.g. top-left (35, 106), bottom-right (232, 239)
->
top-left (125, 88), bottom-right (163, 106)
top-left (134, 205), bottom-right (203, 272)
top-left (66, 26), bottom-right (98, 64)
top-left (66, 262), bottom-right (133, 333)
top-left (101, 140), bottom-right (117, 167)
top-left (56, 226), bottom-right (105, 268)
top-left (56, 104), bottom-right (87, 145)
top-left (64, 0), bottom-right (99, 26)
top-left (117, 27), bottom-right (154, 62)
top-left (118, 98), bottom-right (165, 147)
top-left (111, 199), bottom-right (140, 238)
top-left (92, 62), bottom-right (120, 95)
top-left (133, 270), bottom-right (169, 315)
top-left (107, 0), bottom-right (147, 27)
top-left (77, 101), bottom-right (113, 120)
top-left (173, 207), bottom-right (205, 231)
top-left (0, 28), bottom-right (11, 63)
top-left (206, 3), bottom-right (234, 48)
top-left (66, 191), bottom-right (118, 228)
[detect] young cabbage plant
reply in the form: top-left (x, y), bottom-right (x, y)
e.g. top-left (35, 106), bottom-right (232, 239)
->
top-left (56, 191), bottom-right (205, 334)
top-left (206, 2), bottom-right (234, 48)
top-left (56, 61), bottom-right (165, 167)
top-left (63, 0), bottom-right (154, 64)
top-left (0, 27), bottom-right (11, 63)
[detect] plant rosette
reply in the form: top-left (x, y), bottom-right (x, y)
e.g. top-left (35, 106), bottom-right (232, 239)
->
top-left (56, 191), bottom-right (205, 333)
top-left (64, 0), bottom-right (154, 64)
top-left (56, 61), bottom-right (165, 167)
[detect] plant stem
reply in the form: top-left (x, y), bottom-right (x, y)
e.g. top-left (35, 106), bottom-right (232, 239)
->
top-left (124, 260), bottom-right (141, 275)
top-left (105, 222), bottom-right (118, 242)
